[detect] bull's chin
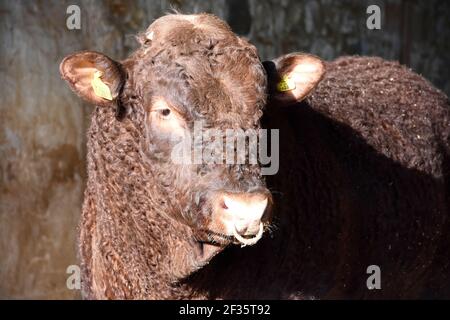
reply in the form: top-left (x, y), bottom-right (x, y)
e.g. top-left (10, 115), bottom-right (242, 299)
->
top-left (190, 231), bottom-right (231, 265)
top-left (192, 241), bottom-right (227, 268)
top-left (190, 223), bottom-right (265, 269)
top-left (199, 242), bottom-right (225, 260)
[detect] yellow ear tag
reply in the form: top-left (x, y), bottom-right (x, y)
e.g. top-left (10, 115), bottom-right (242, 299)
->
top-left (276, 75), bottom-right (296, 92)
top-left (91, 71), bottom-right (113, 101)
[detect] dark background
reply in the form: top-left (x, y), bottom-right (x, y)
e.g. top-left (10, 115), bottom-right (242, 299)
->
top-left (0, 0), bottom-right (449, 299)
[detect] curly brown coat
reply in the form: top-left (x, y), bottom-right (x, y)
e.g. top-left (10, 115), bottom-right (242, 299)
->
top-left (62, 14), bottom-right (449, 299)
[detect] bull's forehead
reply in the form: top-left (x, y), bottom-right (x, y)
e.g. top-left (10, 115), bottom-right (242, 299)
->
top-left (136, 13), bottom-right (267, 124)
top-left (143, 13), bottom-right (235, 46)
top-left (179, 55), bottom-right (266, 119)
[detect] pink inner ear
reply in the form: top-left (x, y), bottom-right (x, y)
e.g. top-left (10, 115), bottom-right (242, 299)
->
top-left (70, 64), bottom-right (101, 104)
top-left (60, 51), bottom-right (123, 107)
top-left (285, 55), bottom-right (325, 101)
top-left (290, 60), bottom-right (324, 84)
top-left (74, 69), bottom-right (97, 98)
top-left (60, 55), bottom-right (113, 107)
top-left (61, 58), bottom-right (94, 82)
top-left (278, 54), bottom-right (325, 102)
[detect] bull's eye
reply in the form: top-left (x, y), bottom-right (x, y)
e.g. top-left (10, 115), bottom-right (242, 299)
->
top-left (158, 108), bottom-right (171, 118)
top-left (159, 109), bottom-right (170, 117)
top-left (148, 97), bottom-right (186, 137)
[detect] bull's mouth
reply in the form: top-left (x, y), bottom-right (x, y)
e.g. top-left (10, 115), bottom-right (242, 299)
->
top-left (197, 222), bottom-right (265, 247)
top-left (191, 223), bottom-right (265, 269)
top-left (199, 230), bottom-right (234, 244)
top-left (192, 240), bottom-right (224, 266)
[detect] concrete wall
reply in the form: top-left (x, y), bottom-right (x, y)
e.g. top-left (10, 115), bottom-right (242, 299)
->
top-left (0, 0), bottom-right (448, 299)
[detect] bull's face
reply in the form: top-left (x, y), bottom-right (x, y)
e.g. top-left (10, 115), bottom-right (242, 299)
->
top-left (60, 14), bottom-right (324, 265)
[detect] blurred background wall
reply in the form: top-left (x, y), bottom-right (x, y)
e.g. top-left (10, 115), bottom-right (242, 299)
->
top-left (0, 0), bottom-right (449, 299)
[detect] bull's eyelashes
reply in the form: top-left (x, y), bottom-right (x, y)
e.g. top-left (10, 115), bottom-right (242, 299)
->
top-left (264, 53), bottom-right (325, 106)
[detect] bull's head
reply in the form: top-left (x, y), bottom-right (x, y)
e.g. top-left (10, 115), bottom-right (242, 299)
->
top-left (60, 14), bottom-right (324, 275)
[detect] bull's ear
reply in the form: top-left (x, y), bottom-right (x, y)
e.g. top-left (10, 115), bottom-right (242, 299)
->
top-left (60, 51), bottom-right (125, 108)
top-left (263, 53), bottom-right (325, 106)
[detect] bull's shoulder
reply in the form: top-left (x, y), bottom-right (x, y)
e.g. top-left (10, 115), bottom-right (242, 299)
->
top-left (304, 56), bottom-right (449, 174)
top-left (309, 56), bottom-right (449, 121)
